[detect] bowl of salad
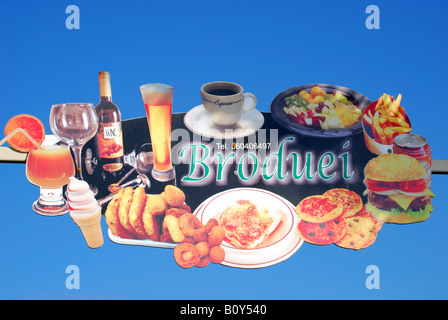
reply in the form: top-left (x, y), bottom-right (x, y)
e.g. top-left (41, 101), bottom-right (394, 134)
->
top-left (270, 84), bottom-right (371, 138)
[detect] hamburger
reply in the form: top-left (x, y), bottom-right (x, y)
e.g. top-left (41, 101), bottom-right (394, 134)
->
top-left (364, 153), bottom-right (434, 224)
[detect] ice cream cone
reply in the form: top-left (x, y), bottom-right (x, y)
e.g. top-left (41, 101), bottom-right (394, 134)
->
top-left (67, 177), bottom-right (104, 249)
top-left (70, 209), bottom-right (104, 248)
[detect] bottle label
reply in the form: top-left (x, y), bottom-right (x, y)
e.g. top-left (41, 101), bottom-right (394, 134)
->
top-left (104, 126), bottom-right (119, 139)
top-left (98, 123), bottom-right (124, 159)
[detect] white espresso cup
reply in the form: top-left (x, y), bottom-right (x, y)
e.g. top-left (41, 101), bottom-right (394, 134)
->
top-left (200, 81), bottom-right (257, 127)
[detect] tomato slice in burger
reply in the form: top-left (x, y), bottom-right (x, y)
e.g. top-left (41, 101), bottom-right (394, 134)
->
top-left (365, 179), bottom-right (427, 193)
top-left (399, 179), bottom-right (427, 193)
top-left (365, 179), bottom-right (392, 192)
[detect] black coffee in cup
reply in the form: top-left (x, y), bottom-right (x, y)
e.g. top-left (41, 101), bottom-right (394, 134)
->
top-left (200, 81), bottom-right (257, 127)
top-left (206, 89), bottom-right (238, 96)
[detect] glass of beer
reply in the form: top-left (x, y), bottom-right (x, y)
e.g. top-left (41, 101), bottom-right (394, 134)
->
top-left (139, 83), bottom-right (175, 181)
top-left (26, 144), bottom-right (75, 216)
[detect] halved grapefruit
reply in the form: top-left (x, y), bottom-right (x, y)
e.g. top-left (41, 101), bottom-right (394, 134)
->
top-left (4, 114), bottom-right (45, 152)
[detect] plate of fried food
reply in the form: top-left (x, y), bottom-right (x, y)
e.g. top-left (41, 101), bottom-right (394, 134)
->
top-left (105, 184), bottom-right (191, 248)
top-left (105, 184), bottom-right (228, 269)
top-left (193, 188), bottom-right (303, 269)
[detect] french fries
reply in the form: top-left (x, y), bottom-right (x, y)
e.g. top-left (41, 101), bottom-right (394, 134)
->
top-left (363, 93), bottom-right (411, 145)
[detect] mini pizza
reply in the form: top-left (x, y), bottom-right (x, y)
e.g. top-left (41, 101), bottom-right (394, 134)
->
top-left (295, 195), bottom-right (343, 223)
top-left (297, 216), bottom-right (347, 245)
top-left (322, 188), bottom-right (363, 218)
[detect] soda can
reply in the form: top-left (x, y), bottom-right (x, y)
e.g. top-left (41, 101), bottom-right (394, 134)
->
top-left (393, 133), bottom-right (432, 188)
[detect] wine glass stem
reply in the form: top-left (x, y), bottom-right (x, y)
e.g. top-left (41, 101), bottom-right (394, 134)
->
top-left (71, 145), bottom-right (84, 180)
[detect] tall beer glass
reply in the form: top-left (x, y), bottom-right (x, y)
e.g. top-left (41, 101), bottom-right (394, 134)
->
top-left (139, 83), bottom-right (175, 181)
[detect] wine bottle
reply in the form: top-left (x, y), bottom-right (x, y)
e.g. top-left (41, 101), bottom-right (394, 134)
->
top-left (95, 71), bottom-right (124, 172)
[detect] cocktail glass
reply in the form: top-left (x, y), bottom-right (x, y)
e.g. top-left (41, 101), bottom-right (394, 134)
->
top-left (26, 144), bottom-right (75, 216)
top-left (49, 103), bottom-right (99, 195)
top-left (139, 83), bottom-right (175, 181)
top-left (0, 126), bottom-right (75, 215)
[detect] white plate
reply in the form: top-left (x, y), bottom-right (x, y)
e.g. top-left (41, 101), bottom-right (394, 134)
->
top-left (194, 187), bottom-right (303, 268)
top-left (183, 104), bottom-right (265, 139)
top-left (108, 229), bottom-right (177, 249)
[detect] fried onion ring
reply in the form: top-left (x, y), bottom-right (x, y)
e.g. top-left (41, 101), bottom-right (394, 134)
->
top-left (182, 236), bottom-right (195, 244)
top-left (118, 187), bottom-right (136, 235)
top-left (105, 190), bottom-right (134, 239)
top-left (166, 207), bottom-right (189, 218)
top-left (178, 213), bottom-right (206, 238)
top-left (174, 203), bottom-right (191, 213)
top-left (162, 208), bottom-right (189, 234)
top-left (196, 255), bottom-right (210, 268)
top-left (142, 196), bottom-right (161, 241)
top-left (160, 232), bottom-right (173, 243)
top-left (164, 215), bottom-right (185, 243)
top-left (173, 243), bottom-right (200, 269)
top-left (193, 230), bottom-right (208, 243)
top-left (195, 241), bottom-right (210, 258)
top-left (128, 186), bottom-right (149, 239)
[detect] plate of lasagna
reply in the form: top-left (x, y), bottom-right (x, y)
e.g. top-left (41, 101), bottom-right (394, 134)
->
top-left (193, 188), bottom-right (303, 268)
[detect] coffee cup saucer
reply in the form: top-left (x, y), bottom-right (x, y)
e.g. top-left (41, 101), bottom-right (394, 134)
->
top-left (183, 104), bottom-right (264, 139)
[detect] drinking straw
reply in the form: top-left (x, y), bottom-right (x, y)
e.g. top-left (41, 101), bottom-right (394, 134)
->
top-left (0, 128), bottom-right (42, 150)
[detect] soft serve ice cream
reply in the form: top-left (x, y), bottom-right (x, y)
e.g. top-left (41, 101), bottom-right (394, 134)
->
top-left (67, 177), bottom-right (104, 248)
top-left (67, 178), bottom-right (99, 213)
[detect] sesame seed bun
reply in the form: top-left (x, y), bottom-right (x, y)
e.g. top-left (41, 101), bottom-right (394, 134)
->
top-left (364, 153), bottom-right (426, 182)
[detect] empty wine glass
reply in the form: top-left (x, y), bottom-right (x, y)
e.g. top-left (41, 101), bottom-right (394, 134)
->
top-left (50, 103), bottom-right (99, 195)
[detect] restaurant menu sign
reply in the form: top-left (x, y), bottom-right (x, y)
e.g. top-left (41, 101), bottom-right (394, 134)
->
top-left (2, 82), bottom-right (436, 270)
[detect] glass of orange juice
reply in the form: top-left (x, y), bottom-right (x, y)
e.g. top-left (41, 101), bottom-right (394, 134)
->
top-left (139, 83), bottom-right (175, 181)
top-left (26, 144), bottom-right (75, 216)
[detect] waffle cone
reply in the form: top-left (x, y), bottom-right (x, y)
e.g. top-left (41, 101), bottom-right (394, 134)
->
top-left (70, 210), bottom-right (104, 248)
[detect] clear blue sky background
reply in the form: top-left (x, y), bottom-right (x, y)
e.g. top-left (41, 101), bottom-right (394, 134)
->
top-left (0, 0), bottom-right (447, 299)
